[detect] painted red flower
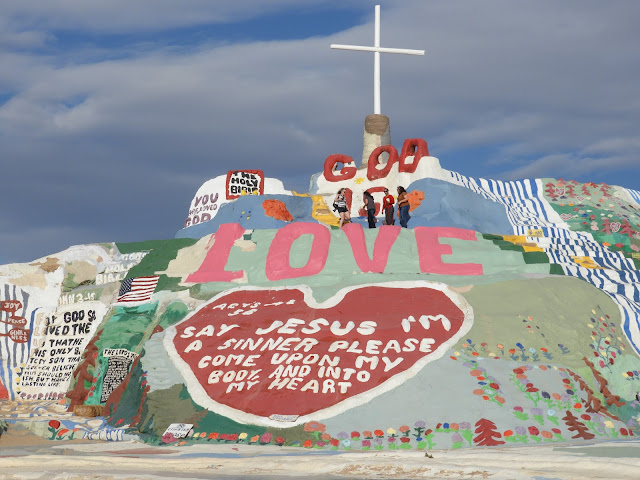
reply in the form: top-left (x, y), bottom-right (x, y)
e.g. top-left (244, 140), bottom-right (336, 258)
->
top-left (528, 426), bottom-right (540, 436)
top-left (304, 421), bottom-right (326, 433)
top-left (48, 420), bottom-right (60, 430)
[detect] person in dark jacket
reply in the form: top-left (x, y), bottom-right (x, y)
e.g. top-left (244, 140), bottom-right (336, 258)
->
top-left (363, 191), bottom-right (376, 228)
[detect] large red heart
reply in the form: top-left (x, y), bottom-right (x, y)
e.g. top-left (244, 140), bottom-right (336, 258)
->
top-left (166, 282), bottom-right (472, 426)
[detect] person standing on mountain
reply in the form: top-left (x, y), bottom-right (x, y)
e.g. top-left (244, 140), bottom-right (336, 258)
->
top-left (382, 188), bottom-right (395, 225)
top-left (397, 186), bottom-right (410, 228)
top-left (363, 191), bottom-right (376, 229)
top-left (333, 188), bottom-right (350, 228)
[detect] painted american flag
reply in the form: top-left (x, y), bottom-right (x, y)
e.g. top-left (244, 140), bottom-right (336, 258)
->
top-left (117, 276), bottom-right (160, 303)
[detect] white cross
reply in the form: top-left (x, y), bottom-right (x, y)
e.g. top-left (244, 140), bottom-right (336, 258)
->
top-left (331, 5), bottom-right (425, 115)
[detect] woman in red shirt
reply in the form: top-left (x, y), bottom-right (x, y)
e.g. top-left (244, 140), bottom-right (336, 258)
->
top-left (382, 188), bottom-right (395, 225)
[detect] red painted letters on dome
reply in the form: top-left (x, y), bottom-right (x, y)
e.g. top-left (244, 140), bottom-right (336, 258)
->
top-left (171, 283), bottom-right (470, 423)
top-left (323, 154), bottom-right (357, 182)
top-left (322, 138), bottom-right (431, 182)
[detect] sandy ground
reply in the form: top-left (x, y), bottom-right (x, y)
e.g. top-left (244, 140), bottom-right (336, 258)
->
top-left (1, 426), bottom-right (640, 480)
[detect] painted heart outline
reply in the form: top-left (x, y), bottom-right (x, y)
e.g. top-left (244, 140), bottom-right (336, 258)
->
top-left (165, 281), bottom-right (473, 427)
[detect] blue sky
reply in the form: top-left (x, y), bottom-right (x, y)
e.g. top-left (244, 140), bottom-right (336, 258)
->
top-left (1, 0), bottom-right (640, 264)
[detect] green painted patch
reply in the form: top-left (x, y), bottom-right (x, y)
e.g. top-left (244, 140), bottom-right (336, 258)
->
top-left (116, 238), bottom-right (197, 291)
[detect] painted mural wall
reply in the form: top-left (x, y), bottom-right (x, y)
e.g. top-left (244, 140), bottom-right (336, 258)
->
top-left (2, 139), bottom-right (640, 449)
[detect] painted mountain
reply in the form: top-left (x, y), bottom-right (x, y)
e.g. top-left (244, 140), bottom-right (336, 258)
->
top-left (2, 136), bottom-right (640, 449)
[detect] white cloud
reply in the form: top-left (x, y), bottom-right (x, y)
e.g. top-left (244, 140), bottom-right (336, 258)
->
top-left (1, 1), bottom-right (640, 262)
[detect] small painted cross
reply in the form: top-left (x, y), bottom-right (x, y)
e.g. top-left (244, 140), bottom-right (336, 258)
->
top-left (331, 5), bottom-right (425, 115)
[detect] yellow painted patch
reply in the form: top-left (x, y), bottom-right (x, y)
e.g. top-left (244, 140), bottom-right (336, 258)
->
top-left (501, 235), bottom-right (544, 252)
top-left (572, 256), bottom-right (602, 269)
top-left (293, 191), bottom-right (339, 226)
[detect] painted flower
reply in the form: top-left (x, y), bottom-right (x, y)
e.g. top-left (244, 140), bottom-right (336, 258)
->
top-left (303, 440), bottom-right (313, 448)
top-left (399, 426), bottom-right (410, 434)
top-left (400, 437), bottom-right (410, 443)
top-left (460, 422), bottom-right (471, 430)
top-left (387, 427), bottom-right (397, 436)
top-left (414, 421), bottom-right (426, 428)
top-left (304, 421), bottom-right (326, 433)
top-left (362, 430), bottom-right (373, 438)
top-left (362, 440), bottom-right (371, 447)
top-left (342, 439), bottom-right (351, 447)
top-left (330, 438), bottom-right (340, 447)
top-left (528, 426), bottom-right (540, 436)
top-left (374, 430), bottom-right (384, 437)
top-left (541, 431), bottom-right (553, 439)
top-left (337, 431), bottom-right (348, 440)
top-left (548, 409), bottom-right (556, 416)
top-left (320, 433), bottom-right (331, 441)
top-left (581, 414), bottom-right (591, 421)
top-left (351, 431), bottom-right (360, 438)
top-left (504, 430), bottom-right (513, 437)
top-left (48, 420), bottom-right (61, 430)
top-left (551, 428), bottom-right (562, 435)
top-left (515, 426), bottom-right (527, 436)
top-left (450, 423), bottom-right (459, 431)
top-left (513, 406), bottom-right (524, 413)
top-left (388, 437), bottom-right (396, 443)
top-left (451, 433), bottom-right (463, 443)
